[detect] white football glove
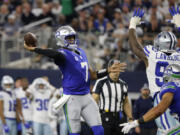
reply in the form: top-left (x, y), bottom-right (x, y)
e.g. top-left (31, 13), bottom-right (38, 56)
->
top-left (129, 8), bottom-right (144, 29)
top-left (120, 120), bottom-right (139, 134)
top-left (169, 6), bottom-right (180, 28)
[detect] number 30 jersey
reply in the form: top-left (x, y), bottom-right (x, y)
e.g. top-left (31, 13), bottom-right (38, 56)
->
top-left (144, 45), bottom-right (180, 96)
top-left (56, 48), bottom-right (90, 95)
top-left (27, 88), bottom-right (52, 124)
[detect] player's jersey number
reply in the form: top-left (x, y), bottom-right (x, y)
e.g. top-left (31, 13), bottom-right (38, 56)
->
top-left (155, 61), bottom-right (169, 87)
top-left (81, 62), bottom-right (88, 82)
top-left (35, 99), bottom-right (49, 111)
top-left (8, 100), bottom-right (16, 112)
top-left (21, 97), bottom-right (29, 109)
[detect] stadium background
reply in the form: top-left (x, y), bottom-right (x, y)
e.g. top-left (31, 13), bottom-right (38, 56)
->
top-left (0, 0), bottom-right (180, 134)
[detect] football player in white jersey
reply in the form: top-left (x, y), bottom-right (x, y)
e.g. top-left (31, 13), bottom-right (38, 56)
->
top-left (15, 77), bottom-right (32, 135)
top-left (0, 75), bottom-right (17, 135)
top-left (26, 77), bottom-right (53, 135)
top-left (128, 7), bottom-right (180, 134)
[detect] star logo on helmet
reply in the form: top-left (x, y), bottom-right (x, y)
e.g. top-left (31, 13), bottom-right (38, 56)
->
top-left (55, 31), bottom-right (60, 38)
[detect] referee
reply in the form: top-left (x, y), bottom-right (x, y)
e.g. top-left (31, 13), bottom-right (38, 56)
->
top-left (92, 59), bottom-right (133, 135)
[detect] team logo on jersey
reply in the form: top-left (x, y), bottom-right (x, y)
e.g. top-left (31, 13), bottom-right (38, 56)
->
top-left (74, 56), bottom-right (79, 61)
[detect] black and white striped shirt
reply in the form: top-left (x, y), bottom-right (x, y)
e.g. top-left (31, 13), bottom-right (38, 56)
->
top-left (92, 76), bottom-right (128, 112)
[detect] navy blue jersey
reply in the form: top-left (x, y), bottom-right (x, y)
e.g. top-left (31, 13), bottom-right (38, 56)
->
top-left (56, 48), bottom-right (90, 95)
top-left (160, 81), bottom-right (180, 121)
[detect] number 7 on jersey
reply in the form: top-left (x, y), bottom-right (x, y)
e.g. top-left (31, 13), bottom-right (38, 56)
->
top-left (81, 62), bottom-right (88, 82)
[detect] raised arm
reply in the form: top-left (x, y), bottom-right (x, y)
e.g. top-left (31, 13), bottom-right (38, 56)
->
top-left (129, 29), bottom-right (148, 66)
top-left (129, 9), bottom-right (148, 67)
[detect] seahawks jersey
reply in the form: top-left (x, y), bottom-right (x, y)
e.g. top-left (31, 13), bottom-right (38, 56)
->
top-left (0, 91), bottom-right (16, 119)
top-left (144, 45), bottom-right (180, 96)
top-left (160, 81), bottom-right (180, 122)
top-left (56, 48), bottom-right (90, 95)
top-left (15, 88), bottom-right (32, 121)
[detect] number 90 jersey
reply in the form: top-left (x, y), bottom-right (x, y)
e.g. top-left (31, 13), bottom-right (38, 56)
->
top-left (56, 48), bottom-right (90, 95)
top-left (144, 45), bottom-right (180, 96)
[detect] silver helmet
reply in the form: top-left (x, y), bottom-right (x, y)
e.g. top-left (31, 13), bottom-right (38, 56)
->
top-left (55, 25), bottom-right (78, 49)
top-left (154, 31), bottom-right (177, 53)
top-left (1, 75), bottom-right (14, 91)
top-left (163, 64), bottom-right (180, 83)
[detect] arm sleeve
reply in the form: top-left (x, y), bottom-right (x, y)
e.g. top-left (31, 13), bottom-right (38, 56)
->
top-left (34, 48), bottom-right (66, 62)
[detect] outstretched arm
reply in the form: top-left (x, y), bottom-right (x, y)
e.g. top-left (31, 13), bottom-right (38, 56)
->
top-left (129, 9), bottom-right (148, 67)
top-left (24, 43), bottom-right (66, 62)
top-left (142, 92), bottom-right (173, 122)
top-left (120, 92), bottom-right (173, 134)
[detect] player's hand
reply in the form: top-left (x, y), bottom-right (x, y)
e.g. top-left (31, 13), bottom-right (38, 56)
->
top-left (169, 6), bottom-right (180, 31)
top-left (24, 122), bottom-right (31, 129)
top-left (129, 8), bottom-right (144, 29)
top-left (120, 120), bottom-right (139, 134)
top-left (108, 62), bottom-right (127, 73)
top-left (24, 42), bottom-right (36, 51)
top-left (3, 124), bottom-right (10, 133)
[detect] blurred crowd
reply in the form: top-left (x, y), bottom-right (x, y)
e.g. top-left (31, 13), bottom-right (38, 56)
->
top-left (0, 0), bottom-right (180, 70)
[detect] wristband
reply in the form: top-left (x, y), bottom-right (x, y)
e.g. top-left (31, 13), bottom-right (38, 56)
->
top-left (138, 117), bottom-right (145, 124)
top-left (97, 69), bottom-right (108, 78)
top-left (128, 117), bottom-right (134, 121)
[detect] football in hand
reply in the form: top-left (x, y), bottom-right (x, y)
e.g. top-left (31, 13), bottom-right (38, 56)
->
top-left (24, 32), bottom-right (37, 47)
